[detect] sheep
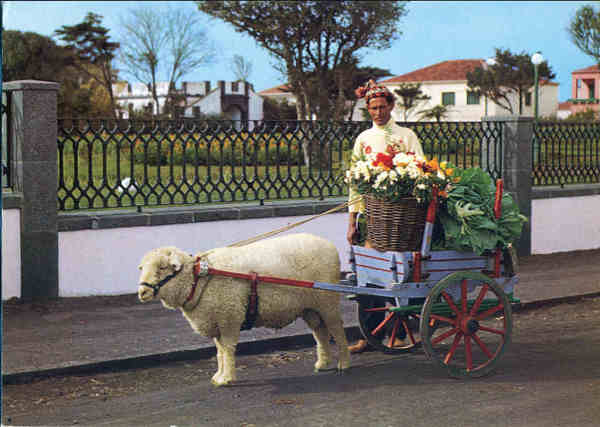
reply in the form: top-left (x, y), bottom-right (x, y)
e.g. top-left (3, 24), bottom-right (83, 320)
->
top-left (137, 233), bottom-right (351, 386)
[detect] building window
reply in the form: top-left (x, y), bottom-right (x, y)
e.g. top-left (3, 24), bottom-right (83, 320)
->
top-left (192, 106), bottom-right (201, 117)
top-left (577, 79), bottom-right (581, 88)
top-left (232, 81), bottom-right (239, 92)
top-left (525, 92), bottom-right (532, 106)
top-left (144, 103), bottom-right (153, 114)
top-left (466, 91), bottom-right (480, 105)
top-left (442, 92), bottom-right (455, 106)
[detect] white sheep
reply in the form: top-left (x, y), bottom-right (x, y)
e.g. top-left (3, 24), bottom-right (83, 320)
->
top-left (137, 233), bottom-right (351, 386)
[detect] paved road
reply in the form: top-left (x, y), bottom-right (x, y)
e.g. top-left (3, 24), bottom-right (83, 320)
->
top-left (4, 296), bottom-right (600, 427)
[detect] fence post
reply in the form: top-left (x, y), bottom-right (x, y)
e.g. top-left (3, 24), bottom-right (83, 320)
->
top-left (482, 115), bottom-right (533, 257)
top-left (4, 80), bottom-right (59, 299)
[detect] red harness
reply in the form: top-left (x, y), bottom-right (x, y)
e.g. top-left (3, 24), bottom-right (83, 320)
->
top-left (189, 258), bottom-right (316, 329)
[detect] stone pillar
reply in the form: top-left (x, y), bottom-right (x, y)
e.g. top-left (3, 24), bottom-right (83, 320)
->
top-left (4, 80), bottom-right (59, 299)
top-left (483, 115), bottom-right (533, 256)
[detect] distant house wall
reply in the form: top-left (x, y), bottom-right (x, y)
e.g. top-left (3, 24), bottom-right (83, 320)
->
top-left (113, 80), bottom-right (263, 120)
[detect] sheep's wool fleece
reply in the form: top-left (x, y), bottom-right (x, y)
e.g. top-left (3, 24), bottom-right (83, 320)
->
top-left (183, 233), bottom-right (342, 335)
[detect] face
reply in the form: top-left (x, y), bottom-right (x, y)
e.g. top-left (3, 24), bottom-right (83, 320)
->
top-left (367, 97), bottom-right (394, 126)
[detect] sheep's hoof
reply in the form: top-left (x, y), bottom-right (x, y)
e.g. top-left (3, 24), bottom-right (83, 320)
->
top-left (211, 378), bottom-right (234, 387)
top-left (336, 367), bottom-right (349, 375)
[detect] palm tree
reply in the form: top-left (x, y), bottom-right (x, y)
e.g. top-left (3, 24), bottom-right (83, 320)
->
top-left (417, 104), bottom-right (450, 122)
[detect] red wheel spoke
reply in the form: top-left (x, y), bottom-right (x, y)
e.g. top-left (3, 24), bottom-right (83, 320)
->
top-left (371, 312), bottom-right (394, 336)
top-left (432, 327), bottom-right (460, 345)
top-left (388, 317), bottom-right (400, 348)
top-left (465, 335), bottom-right (473, 371)
top-left (402, 319), bottom-right (417, 345)
top-left (461, 279), bottom-right (468, 313)
top-left (364, 307), bottom-right (390, 312)
top-left (469, 284), bottom-right (490, 316)
top-left (429, 313), bottom-right (457, 326)
top-left (441, 291), bottom-right (461, 316)
top-left (478, 325), bottom-right (506, 336)
top-left (443, 331), bottom-right (463, 364)
top-left (475, 304), bottom-right (504, 320)
top-left (472, 333), bottom-right (494, 358)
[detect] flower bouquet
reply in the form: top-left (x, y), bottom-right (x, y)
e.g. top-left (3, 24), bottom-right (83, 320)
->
top-left (345, 149), bottom-right (456, 251)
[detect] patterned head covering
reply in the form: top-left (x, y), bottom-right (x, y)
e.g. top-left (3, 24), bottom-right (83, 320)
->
top-left (354, 79), bottom-right (393, 104)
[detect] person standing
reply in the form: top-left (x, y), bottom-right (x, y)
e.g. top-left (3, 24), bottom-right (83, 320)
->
top-left (347, 80), bottom-right (425, 353)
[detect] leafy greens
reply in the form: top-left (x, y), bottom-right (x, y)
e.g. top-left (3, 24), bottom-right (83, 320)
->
top-left (436, 167), bottom-right (527, 255)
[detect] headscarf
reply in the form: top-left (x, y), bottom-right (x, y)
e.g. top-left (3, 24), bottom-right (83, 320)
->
top-left (354, 79), bottom-right (393, 104)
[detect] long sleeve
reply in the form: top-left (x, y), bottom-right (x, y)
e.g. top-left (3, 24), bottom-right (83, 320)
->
top-left (348, 136), bottom-right (366, 214)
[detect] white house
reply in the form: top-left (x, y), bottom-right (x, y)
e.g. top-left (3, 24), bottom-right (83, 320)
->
top-left (259, 59), bottom-right (559, 122)
top-left (379, 59), bottom-right (559, 122)
top-left (112, 80), bottom-right (264, 122)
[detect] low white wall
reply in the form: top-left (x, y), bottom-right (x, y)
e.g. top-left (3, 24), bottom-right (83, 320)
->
top-left (2, 209), bottom-right (21, 299)
top-left (532, 195), bottom-right (600, 254)
top-left (58, 212), bottom-right (348, 297)
top-left (4, 193), bottom-right (599, 299)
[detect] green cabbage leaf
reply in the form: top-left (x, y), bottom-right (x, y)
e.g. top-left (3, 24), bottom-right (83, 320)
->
top-left (435, 167), bottom-right (527, 255)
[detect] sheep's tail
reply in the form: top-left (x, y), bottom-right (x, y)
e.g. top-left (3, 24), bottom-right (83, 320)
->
top-left (226, 196), bottom-right (363, 248)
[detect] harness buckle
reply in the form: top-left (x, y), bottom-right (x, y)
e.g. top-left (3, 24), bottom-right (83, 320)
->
top-left (197, 260), bottom-right (209, 276)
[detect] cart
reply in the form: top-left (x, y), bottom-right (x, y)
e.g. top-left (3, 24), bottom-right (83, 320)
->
top-left (201, 179), bottom-right (518, 378)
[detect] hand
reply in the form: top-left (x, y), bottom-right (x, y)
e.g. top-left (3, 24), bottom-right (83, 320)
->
top-left (347, 222), bottom-right (358, 245)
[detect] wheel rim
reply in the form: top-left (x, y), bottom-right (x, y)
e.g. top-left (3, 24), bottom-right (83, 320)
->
top-left (420, 272), bottom-right (512, 378)
top-left (358, 296), bottom-right (422, 354)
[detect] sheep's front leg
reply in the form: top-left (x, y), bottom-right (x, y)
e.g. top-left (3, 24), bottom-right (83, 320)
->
top-left (212, 333), bottom-right (239, 386)
top-left (212, 337), bottom-right (225, 385)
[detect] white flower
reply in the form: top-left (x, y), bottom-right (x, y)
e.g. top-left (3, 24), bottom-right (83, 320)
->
top-left (417, 183), bottom-right (427, 190)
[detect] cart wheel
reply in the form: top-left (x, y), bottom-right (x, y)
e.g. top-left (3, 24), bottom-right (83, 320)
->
top-left (357, 295), bottom-right (422, 354)
top-left (420, 271), bottom-right (512, 378)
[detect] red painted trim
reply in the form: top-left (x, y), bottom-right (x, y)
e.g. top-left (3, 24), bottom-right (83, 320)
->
top-left (413, 252), bottom-right (421, 282)
top-left (355, 263), bottom-right (395, 273)
top-left (354, 251), bottom-right (390, 262)
top-left (354, 251), bottom-right (403, 265)
top-left (426, 187), bottom-right (438, 223)
top-left (494, 179), bottom-right (503, 220)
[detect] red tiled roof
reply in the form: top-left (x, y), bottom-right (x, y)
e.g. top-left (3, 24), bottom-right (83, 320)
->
top-left (572, 65), bottom-right (600, 74)
top-left (558, 101), bottom-right (572, 110)
top-left (258, 84), bottom-right (291, 95)
top-left (379, 59), bottom-right (485, 83)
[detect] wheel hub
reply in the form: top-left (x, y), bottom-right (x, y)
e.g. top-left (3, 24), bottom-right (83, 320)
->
top-left (466, 318), bottom-right (480, 335)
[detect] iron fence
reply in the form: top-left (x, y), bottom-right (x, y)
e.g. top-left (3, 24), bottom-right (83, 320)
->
top-left (57, 119), bottom-right (504, 211)
top-left (533, 121), bottom-right (600, 186)
top-left (1, 90), bottom-right (10, 189)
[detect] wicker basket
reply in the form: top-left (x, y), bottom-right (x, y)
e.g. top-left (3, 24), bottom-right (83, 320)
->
top-left (364, 194), bottom-right (427, 252)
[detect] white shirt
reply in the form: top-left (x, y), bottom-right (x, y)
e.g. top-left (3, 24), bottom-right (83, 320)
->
top-left (348, 120), bottom-right (424, 213)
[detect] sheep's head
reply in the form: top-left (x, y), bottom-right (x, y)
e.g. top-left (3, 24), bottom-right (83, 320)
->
top-left (138, 247), bottom-right (189, 303)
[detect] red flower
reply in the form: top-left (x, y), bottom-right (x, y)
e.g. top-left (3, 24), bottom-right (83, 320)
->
top-left (374, 152), bottom-right (394, 170)
top-left (385, 145), bottom-right (397, 155)
top-left (365, 145), bottom-right (372, 154)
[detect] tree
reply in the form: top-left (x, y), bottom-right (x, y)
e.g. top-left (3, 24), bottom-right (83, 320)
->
top-left (1, 30), bottom-right (91, 116)
top-left (262, 97), bottom-right (298, 121)
top-left (118, 6), bottom-right (215, 117)
top-left (197, 1), bottom-right (408, 121)
top-left (393, 83), bottom-right (431, 121)
top-left (2, 30), bottom-right (73, 82)
top-left (417, 104), bottom-right (450, 122)
top-left (231, 54), bottom-right (252, 82)
top-left (55, 12), bottom-right (120, 118)
top-left (467, 48), bottom-right (555, 114)
top-left (568, 5), bottom-right (600, 64)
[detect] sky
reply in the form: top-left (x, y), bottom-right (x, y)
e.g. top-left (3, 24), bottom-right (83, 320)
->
top-left (1, 0), bottom-right (595, 101)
